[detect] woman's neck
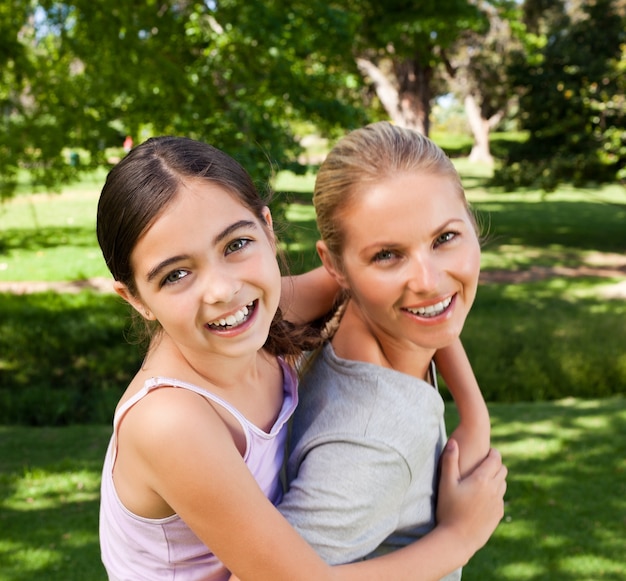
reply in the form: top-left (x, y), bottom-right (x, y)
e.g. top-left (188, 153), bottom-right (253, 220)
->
top-left (331, 300), bottom-right (434, 381)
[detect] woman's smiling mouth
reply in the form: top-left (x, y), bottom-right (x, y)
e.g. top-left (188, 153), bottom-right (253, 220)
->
top-left (404, 296), bottom-right (453, 318)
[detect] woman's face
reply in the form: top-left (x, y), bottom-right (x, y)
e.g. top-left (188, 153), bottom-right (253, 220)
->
top-left (334, 171), bottom-right (480, 353)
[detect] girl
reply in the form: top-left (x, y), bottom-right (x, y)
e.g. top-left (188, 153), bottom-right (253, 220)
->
top-left (97, 135), bottom-right (506, 580)
top-left (279, 122), bottom-right (494, 579)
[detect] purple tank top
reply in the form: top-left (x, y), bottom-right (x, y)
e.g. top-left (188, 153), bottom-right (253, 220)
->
top-left (99, 358), bottom-right (298, 580)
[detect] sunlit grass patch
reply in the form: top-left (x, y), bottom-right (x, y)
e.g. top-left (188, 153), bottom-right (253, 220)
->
top-left (454, 397), bottom-right (626, 581)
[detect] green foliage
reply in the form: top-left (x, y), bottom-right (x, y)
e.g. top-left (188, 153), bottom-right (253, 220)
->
top-left (495, 0), bottom-right (626, 190)
top-left (2, 0), bottom-right (369, 196)
top-left (0, 292), bottom-right (140, 425)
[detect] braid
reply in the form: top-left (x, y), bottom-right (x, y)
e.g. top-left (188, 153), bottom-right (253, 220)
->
top-left (263, 307), bottom-right (322, 365)
top-left (320, 295), bottom-right (349, 341)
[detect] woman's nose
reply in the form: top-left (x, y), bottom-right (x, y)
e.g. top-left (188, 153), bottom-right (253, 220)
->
top-left (406, 253), bottom-right (439, 293)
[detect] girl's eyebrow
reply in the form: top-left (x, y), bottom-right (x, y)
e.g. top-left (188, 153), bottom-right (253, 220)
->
top-left (145, 220), bottom-right (258, 283)
top-left (214, 219), bottom-right (258, 245)
top-left (146, 255), bottom-right (189, 283)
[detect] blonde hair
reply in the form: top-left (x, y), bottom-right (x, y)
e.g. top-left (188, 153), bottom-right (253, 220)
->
top-left (313, 121), bottom-right (477, 266)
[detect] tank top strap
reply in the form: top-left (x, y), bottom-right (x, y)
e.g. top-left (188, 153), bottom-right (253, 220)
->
top-left (109, 376), bottom-right (253, 466)
top-left (108, 357), bottom-right (297, 465)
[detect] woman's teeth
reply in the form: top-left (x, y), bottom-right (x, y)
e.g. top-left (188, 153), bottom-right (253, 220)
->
top-left (407, 296), bottom-right (452, 318)
top-left (208, 302), bottom-right (253, 328)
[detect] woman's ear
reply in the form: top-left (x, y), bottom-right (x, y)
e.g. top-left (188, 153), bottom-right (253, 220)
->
top-left (316, 240), bottom-right (349, 289)
top-left (113, 281), bottom-right (155, 320)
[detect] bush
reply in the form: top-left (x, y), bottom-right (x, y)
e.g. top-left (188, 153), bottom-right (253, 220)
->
top-left (2, 278), bottom-right (625, 425)
top-left (458, 282), bottom-right (626, 402)
top-left (0, 291), bottom-right (141, 425)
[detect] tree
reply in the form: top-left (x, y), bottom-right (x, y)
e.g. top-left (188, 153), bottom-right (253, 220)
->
top-left (1, 0), bottom-right (369, 198)
top-left (442, 0), bottom-right (522, 164)
top-left (494, 0), bottom-right (626, 190)
top-left (347, 0), bottom-right (487, 136)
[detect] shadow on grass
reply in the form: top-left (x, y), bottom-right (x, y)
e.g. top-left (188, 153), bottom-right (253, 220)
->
top-left (459, 398), bottom-right (626, 581)
top-left (461, 281), bottom-right (626, 403)
top-left (476, 199), bottom-right (626, 256)
top-left (0, 225), bottom-right (97, 255)
top-left (0, 292), bottom-right (141, 426)
top-left (0, 425), bottom-right (111, 581)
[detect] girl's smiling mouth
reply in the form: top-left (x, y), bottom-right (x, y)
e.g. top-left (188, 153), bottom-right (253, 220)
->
top-left (206, 301), bottom-right (256, 330)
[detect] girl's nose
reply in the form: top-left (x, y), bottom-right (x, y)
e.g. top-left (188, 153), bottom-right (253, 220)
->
top-left (202, 270), bottom-right (242, 304)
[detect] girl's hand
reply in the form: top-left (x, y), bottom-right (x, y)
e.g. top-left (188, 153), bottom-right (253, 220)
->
top-left (436, 438), bottom-right (507, 555)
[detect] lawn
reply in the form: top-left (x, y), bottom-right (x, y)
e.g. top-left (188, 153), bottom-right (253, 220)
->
top-left (2, 162), bottom-right (625, 281)
top-left (1, 397), bottom-right (624, 580)
top-left (1, 159), bottom-right (625, 579)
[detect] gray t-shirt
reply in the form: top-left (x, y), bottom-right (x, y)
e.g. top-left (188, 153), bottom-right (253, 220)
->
top-left (278, 342), bottom-right (461, 580)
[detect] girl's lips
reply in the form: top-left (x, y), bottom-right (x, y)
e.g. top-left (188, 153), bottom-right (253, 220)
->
top-left (403, 295), bottom-right (454, 318)
top-left (206, 301), bottom-right (256, 330)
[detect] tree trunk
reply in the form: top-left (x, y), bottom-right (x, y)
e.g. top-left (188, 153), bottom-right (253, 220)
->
top-left (464, 94), bottom-right (494, 165)
top-left (395, 58), bottom-right (431, 136)
top-left (356, 56), bottom-right (432, 136)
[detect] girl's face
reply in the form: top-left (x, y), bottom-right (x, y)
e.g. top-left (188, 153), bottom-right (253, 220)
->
top-left (329, 171), bottom-right (480, 353)
top-left (117, 180), bottom-right (281, 361)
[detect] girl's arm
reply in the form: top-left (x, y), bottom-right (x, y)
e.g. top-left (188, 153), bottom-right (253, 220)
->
top-left (129, 388), bottom-right (505, 581)
top-left (229, 439), bottom-right (506, 581)
top-left (280, 266), bottom-right (339, 325)
top-left (434, 338), bottom-right (491, 477)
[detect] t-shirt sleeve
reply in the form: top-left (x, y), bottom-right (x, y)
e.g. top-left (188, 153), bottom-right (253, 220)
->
top-left (277, 435), bottom-right (411, 565)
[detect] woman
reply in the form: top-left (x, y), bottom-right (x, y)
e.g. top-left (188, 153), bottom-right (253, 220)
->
top-left (279, 121), bottom-right (494, 579)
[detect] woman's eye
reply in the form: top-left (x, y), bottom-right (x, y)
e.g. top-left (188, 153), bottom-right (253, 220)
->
top-left (372, 249), bottom-right (396, 263)
top-left (435, 232), bottom-right (456, 246)
top-left (226, 238), bottom-right (251, 254)
top-left (162, 269), bottom-right (188, 286)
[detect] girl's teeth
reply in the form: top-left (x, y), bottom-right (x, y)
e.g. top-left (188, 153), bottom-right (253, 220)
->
top-left (209, 304), bottom-right (251, 328)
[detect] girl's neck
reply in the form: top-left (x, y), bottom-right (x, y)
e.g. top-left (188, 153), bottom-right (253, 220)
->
top-left (142, 333), bottom-right (271, 392)
top-left (138, 334), bottom-right (283, 431)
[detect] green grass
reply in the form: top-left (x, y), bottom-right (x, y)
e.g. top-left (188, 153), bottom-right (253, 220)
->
top-left (1, 398), bottom-right (624, 580)
top-left (462, 397), bottom-right (626, 581)
top-left (2, 163), bottom-right (625, 282)
top-left (0, 190), bottom-right (109, 282)
top-left (0, 424), bottom-right (110, 580)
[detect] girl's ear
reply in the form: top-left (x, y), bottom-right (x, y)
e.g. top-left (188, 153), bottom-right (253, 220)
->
top-left (113, 281), bottom-right (155, 320)
top-left (261, 206), bottom-right (277, 250)
top-left (261, 206), bottom-right (273, 231)
top-left (316, 240), bottom-right (349, 289)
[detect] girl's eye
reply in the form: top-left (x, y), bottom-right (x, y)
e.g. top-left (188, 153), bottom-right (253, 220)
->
top-left (162, 269), bottom-right (189, 286)
top-left (435, 232), bottom-right (457, 246)
top-left (372, 249), bottom-right (396, 263)
top-left (226, 238), bottom-right (251, 254)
